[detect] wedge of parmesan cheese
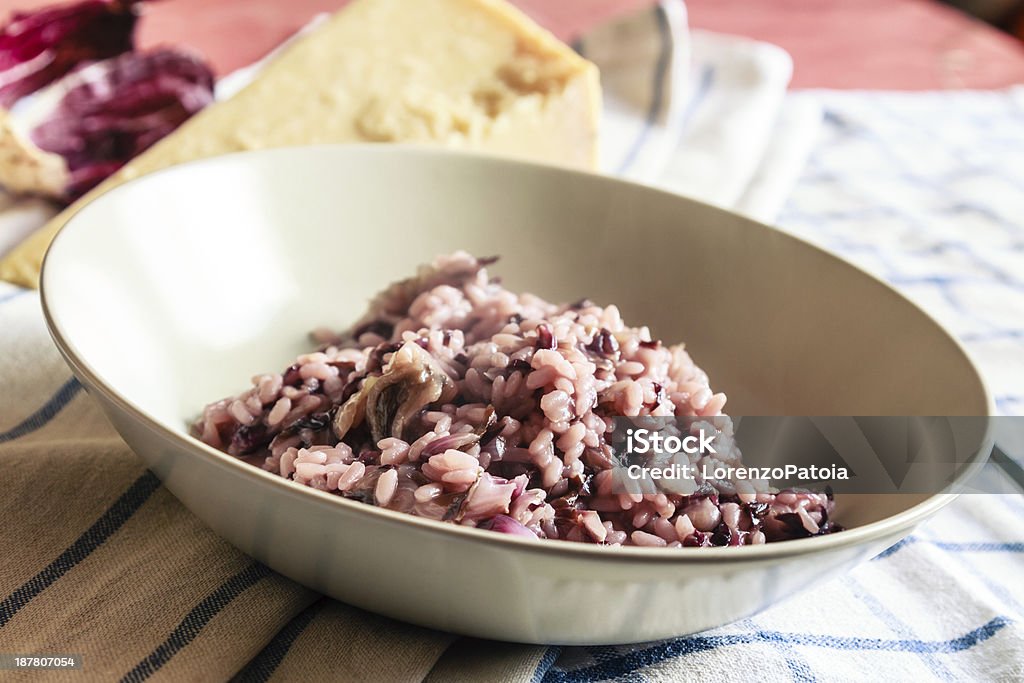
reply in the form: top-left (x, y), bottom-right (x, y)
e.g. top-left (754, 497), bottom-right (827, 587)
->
top-left (0, 0), bottom-right (600, 288)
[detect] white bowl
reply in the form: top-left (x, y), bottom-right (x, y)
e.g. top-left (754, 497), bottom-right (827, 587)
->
top-left (41, 146), bottom-right (992, 645)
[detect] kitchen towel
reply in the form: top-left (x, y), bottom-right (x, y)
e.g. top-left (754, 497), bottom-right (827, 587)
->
top-left (3, 6), bottom-right (1023, 683)
top-left (535, 86), bottom-right (1024, 683)
top-left (0, 283), bottom-right (1021, 682)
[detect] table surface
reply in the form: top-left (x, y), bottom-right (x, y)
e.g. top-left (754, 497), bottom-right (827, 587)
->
top-left (2, 0), bottom-right (1024, 90)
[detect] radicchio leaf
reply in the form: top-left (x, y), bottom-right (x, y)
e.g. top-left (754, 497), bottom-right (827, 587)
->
top-left (0, 1), bottom-right (214, 200)
top-left (28, 49), bottom-right (214, 198)
top-left (0, 0), bottom-right (140, 108)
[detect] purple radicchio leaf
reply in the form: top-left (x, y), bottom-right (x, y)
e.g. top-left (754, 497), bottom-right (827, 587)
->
top-left (535, 324), bottom-right (556, 350)
top-left (0, 0), bottom-right (140, 108)
top-left (28, 48), bottom-right (214, 199)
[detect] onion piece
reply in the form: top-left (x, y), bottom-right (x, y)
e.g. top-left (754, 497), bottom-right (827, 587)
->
top-left (483, 514), bottom-right (538, 539)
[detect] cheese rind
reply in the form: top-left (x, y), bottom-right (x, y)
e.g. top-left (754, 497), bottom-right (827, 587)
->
top-left (0, 0), bottom-right (601, 288)
top-left (0, 111), bottom-right (69, 198)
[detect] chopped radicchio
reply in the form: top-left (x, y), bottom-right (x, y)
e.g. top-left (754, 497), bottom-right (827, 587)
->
top-left (0, 0), bottom-right (214, 200)
top-left (535, 324), bottom-right (556, 350)
top-left (0, 0), bottom-right (139, 108)
top-left (229, 422), bottom-right (268, 456)
top-left (30, 49), bottom-right (215, 198)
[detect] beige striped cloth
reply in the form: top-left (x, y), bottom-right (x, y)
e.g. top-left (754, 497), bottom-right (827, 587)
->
top-left (6, 283), bottom-right (1024, 683)
top-left (0, 287), bottom-right (553, 681)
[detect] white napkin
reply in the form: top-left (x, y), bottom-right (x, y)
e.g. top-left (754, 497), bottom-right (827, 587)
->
top-left (649, 28), bottom-right (818, 221)
top-left (736, 95), bottom-right (823, 222)
top-left (580, 0), bottom-right (689, 181)
top-left (580, 0), bottom-right (818, 223)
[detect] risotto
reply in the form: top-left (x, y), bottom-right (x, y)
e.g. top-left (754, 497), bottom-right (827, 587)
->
top-left (193, 252), bottom-right (841, 547)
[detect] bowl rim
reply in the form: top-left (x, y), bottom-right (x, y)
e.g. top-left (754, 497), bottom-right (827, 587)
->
top-left (39, 144), bottom-right (997, 564)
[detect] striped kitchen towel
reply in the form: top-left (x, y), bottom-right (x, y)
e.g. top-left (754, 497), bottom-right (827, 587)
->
top-left (0, 283), bottom-right (1022, 682)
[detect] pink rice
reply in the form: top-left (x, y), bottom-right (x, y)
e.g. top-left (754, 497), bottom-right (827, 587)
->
top-left (193, 252), bottom-right (839, 547)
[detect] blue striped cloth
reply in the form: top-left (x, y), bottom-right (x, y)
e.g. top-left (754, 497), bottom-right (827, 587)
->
top-left (2, 88), bottom-right (1022, 680)
top-left (537, 88), bottom-right (1024, 683)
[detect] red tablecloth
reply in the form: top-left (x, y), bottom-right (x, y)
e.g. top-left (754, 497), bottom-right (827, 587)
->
top-left (1, 0), bottom-right (1023, 89)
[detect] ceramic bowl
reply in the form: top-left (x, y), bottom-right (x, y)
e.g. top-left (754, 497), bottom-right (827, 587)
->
top-left (40, 146), bottom-right (992, 645)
